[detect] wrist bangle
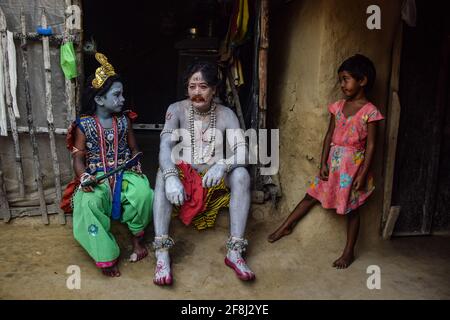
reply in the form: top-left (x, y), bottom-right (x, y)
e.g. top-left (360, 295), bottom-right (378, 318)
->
top-left (80, 172), bottom-right (91, 182)
top-left (162, 167), bottom-right (178, 180)
top-left (217, 160), bottom-right (232, 173)
top-left (160, 128), bottom-right (174, 138)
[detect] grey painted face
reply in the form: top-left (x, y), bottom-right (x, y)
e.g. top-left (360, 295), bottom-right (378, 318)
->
top-left (95, 82), bottom-right (125, 114)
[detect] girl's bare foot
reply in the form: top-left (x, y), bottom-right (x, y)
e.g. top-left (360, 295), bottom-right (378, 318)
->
top-left (267, 225), bottom-right (293, 243)
top-left (101, 264), bottom-right (121, 277)
top-left (332, 251), bottom-right (354, 269)
top-left (129, 235), bottom-right (148, 262)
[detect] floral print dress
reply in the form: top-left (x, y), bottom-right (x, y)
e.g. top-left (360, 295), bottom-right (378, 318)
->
top-left (307, 100), bottom-right (384, 214)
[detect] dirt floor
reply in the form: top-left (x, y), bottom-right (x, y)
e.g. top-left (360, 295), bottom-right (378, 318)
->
top-left (0, 208), bottom-right (449, 300)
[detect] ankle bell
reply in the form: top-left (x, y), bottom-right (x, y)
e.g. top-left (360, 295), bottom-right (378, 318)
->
top-left (153, 235), bottom-right (175, 251)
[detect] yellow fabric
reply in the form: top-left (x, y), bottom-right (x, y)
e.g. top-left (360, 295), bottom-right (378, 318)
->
top-left (234, 0), bottom-right (249, 44)
top-left (172, 170), bottom-right (230, 231)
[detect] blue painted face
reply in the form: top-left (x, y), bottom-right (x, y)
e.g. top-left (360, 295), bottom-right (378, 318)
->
top-left (96, 81), bottom-right (125, 114)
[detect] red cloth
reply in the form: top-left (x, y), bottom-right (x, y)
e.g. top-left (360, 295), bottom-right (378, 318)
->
top-left (177, 162), bottom-right (207, 226)
top-left (61, 122), bottom-right (79, 213)
top-left (123, 109), bottom-right (138, 122)
top-left (60, 177), bottom-right (79, 213)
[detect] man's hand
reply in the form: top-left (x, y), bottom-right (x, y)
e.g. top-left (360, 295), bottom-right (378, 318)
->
top-left (352, 173), bottom-right (366, 191)
top-left (202, 163), bottom-right (227, 188)
top-left (319, 164), bottom-right (329, 181)
top-left (165, 175), bottom-right (185, 206)
top-left (80, 173), bottom-right (97, 192)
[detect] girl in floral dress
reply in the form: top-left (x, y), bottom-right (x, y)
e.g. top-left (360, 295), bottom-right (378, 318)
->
top-left (268, 54), bottom-right (384, 269)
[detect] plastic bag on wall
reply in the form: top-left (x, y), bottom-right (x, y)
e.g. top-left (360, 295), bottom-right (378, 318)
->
top-left (60, 42), bottom-right (78, 80)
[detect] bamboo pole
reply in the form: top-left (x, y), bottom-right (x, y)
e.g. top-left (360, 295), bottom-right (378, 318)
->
top-left (258, 0), bottom-right (269, 129)
top-left (7, 30), bottom-right (19, 119)
top-left (0, 7), bottom-right (25, 198)
top-left (72, 0), bottom-right (84, 114)
top-left (64, 0), bottom-right (76, 126)
top-left (0, 30), bottom-right (7, 137)
top-left (41, 9), bottom-right (65, 225)
top-left (227, 70), bottom-right (246, 129)
top-left (20, 11), bottom-right (48, 225)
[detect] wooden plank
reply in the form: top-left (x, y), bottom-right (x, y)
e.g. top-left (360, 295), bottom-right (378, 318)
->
top-left (41, 10), bottom-right (65, 225)
top-left (258, 0), bottom-right (269, 129)
top-left (381, 21), bottom-right (403, 229)
top-left (12, 32), bottom-right (79, 45)
top-left (382, 206), bottom-right (401, 239)
top-left (0, 7), bottom-right (25, 198)
top-left (16, 126), bottom-right (67, 134)
top-left (132, 123), bottom-right (165, 131)
top-left (20, 11), bottom-right (49, 225)
top-left (0, 170), bottom-right (11, 223)
top-left (382, 91), bottom-right (401, 228)
top-left (64, 0), bottom-right (76, 127)
top-left (4, 204), bottom-right (59, 219)
top-left (0, 26), bottom-right (7, 136)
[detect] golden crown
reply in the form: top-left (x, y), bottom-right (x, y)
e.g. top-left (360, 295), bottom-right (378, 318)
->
top-left (92, 53), bottom-right (116, 89)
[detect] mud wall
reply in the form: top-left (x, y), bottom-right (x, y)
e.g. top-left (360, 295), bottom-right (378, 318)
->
top-left (268, 0), bottom-right (402, 247)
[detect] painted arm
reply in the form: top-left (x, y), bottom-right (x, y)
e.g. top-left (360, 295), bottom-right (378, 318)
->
top-left (72, 127), bottom-right (96, 191)
top-left (319, 114), bottom-right (335, 181)
top-left (353, 121), bottom-right (377, 190)
top-left (126, 117), bottom-right (140, 155)
top-left (126, 117), bottom-right (143, 174)
top-left (159, 104), bottom-right (186, 206)
top-left (203, 109), bottom-right (247, 188)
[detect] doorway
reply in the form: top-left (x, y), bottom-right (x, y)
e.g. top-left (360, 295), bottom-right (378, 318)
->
top-left (392, 0), bottom-right (450, 235)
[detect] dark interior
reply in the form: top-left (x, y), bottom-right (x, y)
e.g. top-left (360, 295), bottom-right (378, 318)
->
top-left (393, 0), bottom-right (450, 235)
top-left (82, 0), bottom-right (256, 186)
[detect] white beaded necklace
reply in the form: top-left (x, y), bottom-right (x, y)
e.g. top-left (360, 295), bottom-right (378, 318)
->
top-left (189, 103), bottom-right (216, 164)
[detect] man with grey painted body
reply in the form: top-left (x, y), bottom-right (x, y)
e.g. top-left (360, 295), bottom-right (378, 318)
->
top-left (152, 61), bottom-right (255, 285)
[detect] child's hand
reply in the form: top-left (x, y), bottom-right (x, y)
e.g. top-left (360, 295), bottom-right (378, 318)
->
top-left (80, 173), bottom-right (97, 192)
top-left (131, 161), bottom-right (143, 175)
top-left (319, 165), bottom-right (329, 181)
top-left (352, 174), bottom-right (366, 191)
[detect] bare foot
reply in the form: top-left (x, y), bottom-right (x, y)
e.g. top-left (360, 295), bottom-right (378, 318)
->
top-left (332, 251), bottom-right (354, 269)
top-left (225, 249), bottom-right (255, 281)
top-left (101, 264), bottom-right (121, 277)
top-left (153, 250), bottom-right (172, 286)
top-left (129, 235), bottom-right (148, 262)
top-left (267, 225), bottom-right (293, 243)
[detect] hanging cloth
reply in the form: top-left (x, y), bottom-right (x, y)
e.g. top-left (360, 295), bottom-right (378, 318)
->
top-left (7, 31), bottom-right (19, 118)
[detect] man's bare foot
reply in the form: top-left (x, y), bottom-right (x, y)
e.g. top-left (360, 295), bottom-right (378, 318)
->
top-left (101, 264), bottom-right (121, 277)
top-left (225, 249), bottom-right (255, 281)
top-left (332, 251), bottom-right (354, 269)
top-left (153, 250), bottom-right (172, 286)
top-left (129, 235), bottom-right (148, 262)
top-left (267, 225), bottom-right (292, 243)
